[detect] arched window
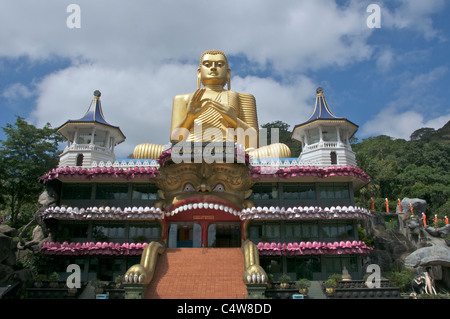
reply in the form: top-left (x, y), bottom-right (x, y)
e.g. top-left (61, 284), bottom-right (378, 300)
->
top-left (330, 151), bottom-right (337, 165)
top-left (76, 153), bottom-right (84, 166)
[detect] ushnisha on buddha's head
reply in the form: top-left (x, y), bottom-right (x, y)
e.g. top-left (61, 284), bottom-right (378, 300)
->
top-left (197, 50), bottom-right (231, 90)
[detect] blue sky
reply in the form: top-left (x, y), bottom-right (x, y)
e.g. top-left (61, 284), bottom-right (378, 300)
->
top-left (0, 0), bottom-right (449, 158)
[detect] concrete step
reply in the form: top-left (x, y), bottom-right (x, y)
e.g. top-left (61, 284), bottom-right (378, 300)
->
top-left (307, 281), bottom-right (327, 299)
top-left (145, 248), bottom-right (247, 299)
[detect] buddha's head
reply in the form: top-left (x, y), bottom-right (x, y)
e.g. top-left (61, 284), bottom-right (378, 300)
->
top-left (198, 50), bottom-right (231, 90)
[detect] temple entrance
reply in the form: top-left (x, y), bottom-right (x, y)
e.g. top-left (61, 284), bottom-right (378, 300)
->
top-left (168, 222), bottom-right (202, 248)
top-left (207, 223), bottom-right (241, 248)
top-left (167, 222), bottom-right (241, 248)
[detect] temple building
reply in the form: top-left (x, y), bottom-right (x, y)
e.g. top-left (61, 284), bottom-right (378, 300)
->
top-left (37, 51), bottom-right (372, 299)
top-left (57, 90), bottom-right (126, 167)
top-left (291, 87), bottom-right (358, 168)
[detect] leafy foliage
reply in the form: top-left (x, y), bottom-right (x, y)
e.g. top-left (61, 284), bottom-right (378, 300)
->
top-left (0, 116), bottom-right (62, 227)
top-left (353, 121), bottom-right (450, 219)
top-left (260, 120), bottom-right (302, 157)
top-left (385, 268), bottom-right (415, 293)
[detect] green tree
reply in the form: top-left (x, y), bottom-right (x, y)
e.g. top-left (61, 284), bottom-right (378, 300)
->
top-left (260, 120), bottom-right (302, 157)
top-left (410, 127), bottom-right (436, 142)
top-left (353, 126), bottom-right (450, 215)
top-left (435, 199), bottom-right (450, 217)
top-left (0, 116), bottom-right (62, 226)
top-left (353, 135), bottom-right (404, 199)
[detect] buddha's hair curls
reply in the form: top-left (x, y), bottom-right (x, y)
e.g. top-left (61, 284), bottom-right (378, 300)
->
top-left (199, 50), bottom-right (229, 68)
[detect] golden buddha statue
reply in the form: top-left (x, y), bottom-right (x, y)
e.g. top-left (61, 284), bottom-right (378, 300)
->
top-left (133, 50), bottom-right (291, 159)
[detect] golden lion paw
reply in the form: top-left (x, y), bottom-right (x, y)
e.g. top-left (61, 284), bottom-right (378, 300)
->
top-left (124, 265), bottom-right (149, 284)
top-left (243, 265), bottom-right (267, 284)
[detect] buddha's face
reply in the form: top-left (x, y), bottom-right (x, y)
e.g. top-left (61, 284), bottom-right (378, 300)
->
top-left (199, 54), bottom-right (229, 87)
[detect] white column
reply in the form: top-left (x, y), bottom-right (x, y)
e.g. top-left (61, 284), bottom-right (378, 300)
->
top-left (73, 128), bottom-right (79, 145)
top-left (90, 127), bottom-right (96, 145)
top-left (105, 131), bottom-right (111, 150)
top-left (336, 127), bottom-right (341, 145)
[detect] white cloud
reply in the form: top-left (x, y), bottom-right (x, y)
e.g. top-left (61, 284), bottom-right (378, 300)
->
top-left (233, 75), bottom-right (317, 128)
top-left (0, 1), bottom-right (374, 71)
top-left (2, 83), bottom-right (34, 101)
top-left (360, 108), bottom-right (450, 140)
top-left (424, 115), bottom-right (450, 130)
top-left (375, 47), bottom-right (395, 73)
top-left (360, 66), bottom-right (449, 139)
top-left (391, 66), bottom-right (448, 113)
top-left (30, 63), bottom-right (197, 158)
top-left (382, 0), bottom-right (446, 40)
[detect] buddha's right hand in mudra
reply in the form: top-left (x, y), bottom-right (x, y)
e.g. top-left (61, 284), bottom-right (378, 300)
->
top-left (184, 88), bottom-right (239, 130)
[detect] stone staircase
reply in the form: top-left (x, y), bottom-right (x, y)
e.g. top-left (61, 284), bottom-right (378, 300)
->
top-left (144, 248), bottom-right (248, 299)
top-left (308, 281), bottom-right (327, 299)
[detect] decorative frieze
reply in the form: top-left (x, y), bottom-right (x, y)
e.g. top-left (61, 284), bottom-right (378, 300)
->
top-left (40, 165), bottom-right (159, 184)
top-left (257, 240), bottom-right (372, 256)
top-left (41, 206), bottom-right (163, 220)
top-left (240, 205), bottom-right (372, 220)
top-left (41, 163), bottom-right (370, 183)
top-left (41, 205), bottom-right (371, 221)
top-left (40, 241), bottom-right (148, 256)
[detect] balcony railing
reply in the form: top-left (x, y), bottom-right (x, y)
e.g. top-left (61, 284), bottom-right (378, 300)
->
top-left (302, 141), bottom-right (351, 152)
top-left (65, 143), bottom-right (112, 154)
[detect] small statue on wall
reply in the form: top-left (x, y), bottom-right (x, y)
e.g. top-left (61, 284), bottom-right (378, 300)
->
top-left (17, 186), bottom-right (57, 251)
